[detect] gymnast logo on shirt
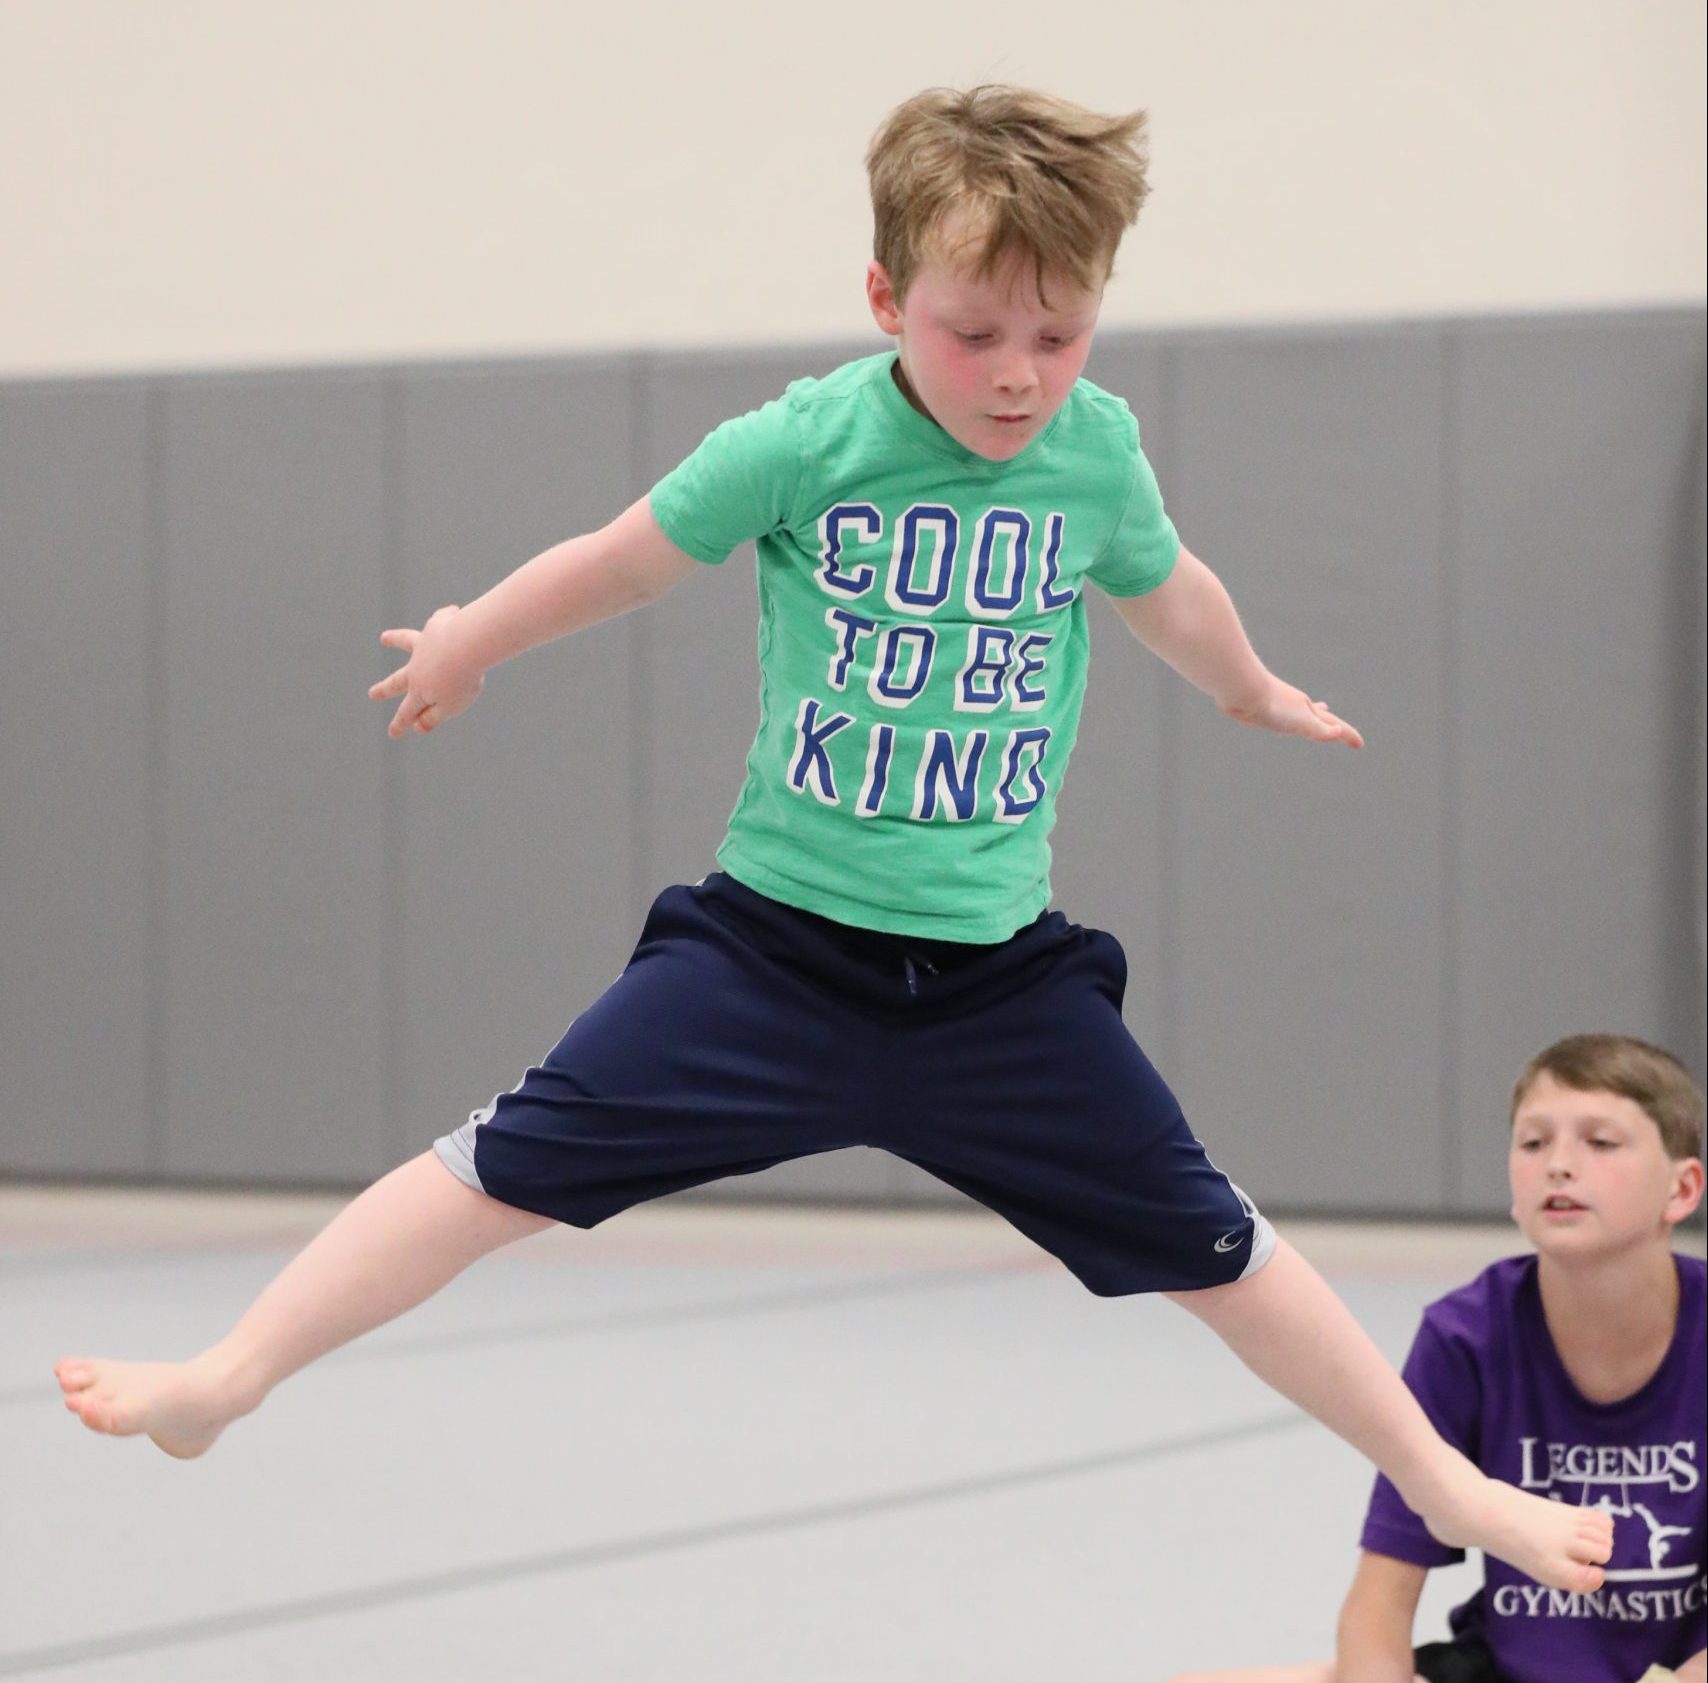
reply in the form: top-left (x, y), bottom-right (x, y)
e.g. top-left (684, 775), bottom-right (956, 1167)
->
top-left (1516, 1437), bottom-right (1700, 1586)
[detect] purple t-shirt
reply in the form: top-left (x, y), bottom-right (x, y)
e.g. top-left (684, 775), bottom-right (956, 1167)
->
top-left (1362, 1254), bottom-right (1707, 1683)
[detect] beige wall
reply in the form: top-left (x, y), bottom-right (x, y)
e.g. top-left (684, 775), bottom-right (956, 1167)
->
top-left (2, 0), bottom-right (1703, 377)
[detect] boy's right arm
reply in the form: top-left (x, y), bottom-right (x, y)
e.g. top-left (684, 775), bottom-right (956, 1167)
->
top-left (369, 496), bottom-right (698, 738)
top-left (1333, 1551), bottom-right (1429, 1683)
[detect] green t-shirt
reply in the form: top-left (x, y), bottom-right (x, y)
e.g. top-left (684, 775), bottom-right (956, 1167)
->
top-left (649, 351), bottom-right (1178, 942)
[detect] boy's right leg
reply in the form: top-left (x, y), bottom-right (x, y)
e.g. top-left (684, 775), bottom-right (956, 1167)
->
top-left (55, 1151), bottom-right (550, 1458)
top-left (54, 876), bottom-right (858, 1460)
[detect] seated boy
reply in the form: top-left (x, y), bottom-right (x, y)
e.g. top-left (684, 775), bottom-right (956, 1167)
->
top-left (1168, 1032), bottom-right (1707, 1683)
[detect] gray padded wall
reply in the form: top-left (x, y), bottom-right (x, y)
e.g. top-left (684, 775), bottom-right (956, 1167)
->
top-left (2, 310), bottom-right (1702, 1218)
top-left (1448, 315), bottom-right (1708, 1212)
top-left (392, 360), bottom-right (642, 1169)
top-left (1695, 397), bottom-right (1707, 1092)
top-left (159, 374), bottom-right (391, 1183)
top-left (1164, 326), bottom-right (1452, 1211)
top-left (1, 383), bottom-right (155, 1175)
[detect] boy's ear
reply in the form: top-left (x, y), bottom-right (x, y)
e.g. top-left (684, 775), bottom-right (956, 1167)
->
top-left (866, 261), bottom-right (904, 337)
top-left (1664, 1158), bottom-right (1706, 1228)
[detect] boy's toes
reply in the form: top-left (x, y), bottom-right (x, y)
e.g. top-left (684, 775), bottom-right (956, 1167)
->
top-left (67, 1391), bottom-right (116, 1432)
top-left (55, 1360), bottom-right (93, 1392)
top-left (1580, 1521), bottom-right (1615, 1561)
top-left (1571, 1561), bottom-right (1605, 1594)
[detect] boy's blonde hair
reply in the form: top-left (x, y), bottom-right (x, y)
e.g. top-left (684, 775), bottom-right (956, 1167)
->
top-left (1512, 1034), bottom-right (1705, 1162)
top-left (865, 85), bottom-right (1151, 306)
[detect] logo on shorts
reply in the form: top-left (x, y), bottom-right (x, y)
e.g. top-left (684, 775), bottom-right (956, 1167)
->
top-left (1211, 1183), bottom-right (1259, 1256)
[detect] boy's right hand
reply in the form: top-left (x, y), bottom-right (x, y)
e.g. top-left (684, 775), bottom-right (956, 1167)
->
top-left (367, 605), bottom-right (485, 738)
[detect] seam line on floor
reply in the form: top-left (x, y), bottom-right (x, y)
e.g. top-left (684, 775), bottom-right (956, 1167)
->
top-left (0, 1411), bottom-right (1309, 1677)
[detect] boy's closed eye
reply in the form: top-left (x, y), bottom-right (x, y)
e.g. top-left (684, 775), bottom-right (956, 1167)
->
top-left (953, 330), bottom-right (1080, 348)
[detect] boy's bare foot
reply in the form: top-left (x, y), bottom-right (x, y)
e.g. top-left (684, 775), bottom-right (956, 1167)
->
top-left (1423, 1474), bottom-right (1614, 1593)
top-left (53, 1354), bottom-right (255, 1460)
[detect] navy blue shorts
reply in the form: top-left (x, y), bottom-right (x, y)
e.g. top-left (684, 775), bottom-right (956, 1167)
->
top-left (434, 873), bottom-right (1274, 1295)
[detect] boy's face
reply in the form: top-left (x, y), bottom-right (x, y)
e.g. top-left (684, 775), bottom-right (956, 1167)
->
top-left (1509, 1072), bottom-right (1704, 1260)
top-left (865, 237), bottom-right (1102, 462)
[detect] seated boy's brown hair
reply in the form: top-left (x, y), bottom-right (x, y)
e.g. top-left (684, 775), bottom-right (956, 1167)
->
top-left (865, 84), bottom-right (1151, 306)
top-left (1513, 1033), bottom-right (1705, 1161)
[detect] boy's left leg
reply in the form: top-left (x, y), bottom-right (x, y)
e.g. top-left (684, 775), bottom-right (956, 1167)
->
top-left (1164, 1240), bottom-right (1612, 1593)
top-left (884, 912), bottom-right (1612, 1599)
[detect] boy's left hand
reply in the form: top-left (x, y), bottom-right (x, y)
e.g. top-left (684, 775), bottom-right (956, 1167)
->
top-left (1220, 677), bottom-right (1364, 747)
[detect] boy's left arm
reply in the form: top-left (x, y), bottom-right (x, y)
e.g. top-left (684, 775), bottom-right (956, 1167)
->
top-left (1109, 543), bottom-right (1363, 747)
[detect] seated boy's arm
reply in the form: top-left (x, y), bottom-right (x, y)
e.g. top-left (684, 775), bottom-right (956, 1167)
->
top-left (370, 496), bottom-right (699, 737)
top-left (1107, 544), bottom-right (1362, 748)
top-left (1669, 1649), bottom-right (1707, 1682)
top-left (1333, 1551), bottom-right (1429, 1683)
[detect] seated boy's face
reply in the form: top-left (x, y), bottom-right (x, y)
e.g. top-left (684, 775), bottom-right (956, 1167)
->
top-left (1509, 1073), bottom-right (1692, 1256)
top-left (869, 243), bottom-right (1103, 462)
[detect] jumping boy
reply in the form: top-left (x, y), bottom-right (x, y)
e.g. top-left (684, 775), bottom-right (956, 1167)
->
top-left (1166, 1032), bottom-right (1706, 1683)
top-left (56, 85), bottom-right (1612, 1599)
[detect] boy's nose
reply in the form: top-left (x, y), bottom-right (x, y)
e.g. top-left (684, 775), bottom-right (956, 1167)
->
top-left (995, 360), bottom-right (1037, 395)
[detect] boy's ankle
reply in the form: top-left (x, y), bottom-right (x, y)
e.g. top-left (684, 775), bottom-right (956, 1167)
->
top-left (192, 1342), bottom-right (269, 1418)
top-left (1403, 1455), bottom-right (1487, 1537)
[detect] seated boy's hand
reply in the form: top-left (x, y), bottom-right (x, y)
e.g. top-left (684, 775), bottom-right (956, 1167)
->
top-left (1220, 675), bottom-right (1364, 748)
top-left (367, 605), bottom-right (486, 738)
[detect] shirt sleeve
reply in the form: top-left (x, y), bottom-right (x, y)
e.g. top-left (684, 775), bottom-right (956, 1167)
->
top-left (647, 393), bottom-right (802, 565)
top-left (1085, 427), bottom-right (1180, 597)
top-left (1359, 1312), bottom-right (1484, 1568)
